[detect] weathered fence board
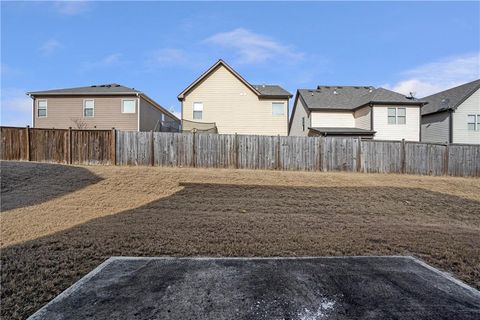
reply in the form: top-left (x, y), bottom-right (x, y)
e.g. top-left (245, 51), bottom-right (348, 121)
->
top-left (1, 126), bottom-right (29, 161)
top-left (1, 126), bottom-right (113, 165)
top-left (71, 130), bottom-right (113, 165)
top-left (405, 142), bottom-right (447, 176)
top-left (153, 132), bottom-right (194, 167)
top-left (29, 128), bottom-right (68, 163)
top-left (2, 127), bottom-right (479, 177)
top-left (323, 137), bottom-right (358, 172)
top-left (238, 134), bottom-right (276, 170)
top-left (279, 136), bottom-right (318, 171)
top-left (362, 140), bottom-right (402, 173)
top-left (196, 133), bottom-right (236, 169)
top-left (448, 144), bottom-right (480, 177)
top-left (116, 131), bottom-right (152, 166)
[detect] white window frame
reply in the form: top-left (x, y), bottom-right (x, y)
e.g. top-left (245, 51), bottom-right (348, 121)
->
top-left (193, 102), bottom-right (203, 120)
top-left (37, 99), bottom-right (47, 118)
top-left (121, 99), bottom-right (136, 114)
top-left (387, 107), bottom-right (406, 125)
top-left (83, 99), bottom-right (95, 117)
top-left (467, 114), bottom-right (480, 131)
top-left (272, 102), bottom-right (285, 116)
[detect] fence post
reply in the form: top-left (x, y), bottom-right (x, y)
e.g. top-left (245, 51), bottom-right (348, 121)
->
top-left (234, 133), bottom-right (239, 169)
top-left (26, 125), bottom-right (31, 161)
top-left (192, 130), bottom-right (196, 168)
top-left (68, 127), bottom-right (72, 164)
top-left (444, 142), bottom-right (449, 176)
top-left (356, 138), bottom-right (362, 172)
top-left (400, 139), bottom-right (406, 174)
top-left (150, 130), bottom-right (155, 166)
top-left (276, 135), bottom-right (281, 170)
top-left (111, 128), bottom-right (116, 165)
top-left (319, 136), bottom-right (325, 172)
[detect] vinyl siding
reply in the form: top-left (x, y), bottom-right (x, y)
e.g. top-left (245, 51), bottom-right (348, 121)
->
top-left (139, 97), bottom-right (163, 131)
top-left (452, 88), bottom-right (480, 144)
top-left (289, 96), bottom-right (310, 136)
top-left (354, 106), bottom-right (371, 130)
top-left (182, 65), bottom-right (288, 136)
top-left (310, 111), bottom-right (355, 128)
top-left (373, 105), bottom-right (420, 141)
top-left (421, 111), bottom-right (450, 143)
top-left (33, 96), bottom-right (138, 130)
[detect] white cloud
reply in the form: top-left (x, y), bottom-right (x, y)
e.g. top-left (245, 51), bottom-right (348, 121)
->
top-left (40, 39), bottom-right (62, 56)
top-left (204, 28), bottom-right (304, 65)
top-left (81, 53), bottom-right (123, 70)
top-left (149, 48), bottom-right (187, 67)
top-left (384, 53), bottom-right (480, 97)
top-left (53, 1), bottom-right (90, 16)
top-left (101, 53), bottom-right (122, 65)
top-left (0, 88), bottom-right (32, 127)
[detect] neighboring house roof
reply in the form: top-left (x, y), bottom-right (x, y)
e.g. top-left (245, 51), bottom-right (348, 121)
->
top-left (252, 84), bottom-right (292, 98)
top-left (309, 127), bottom-right (376, 135)
top-left (420, 79), bottom-right (480, 116)
top-left (297, 86), bottom-right (425, 111)
top-left (177, 59), bottom-right (292, 101)
top-left (27, 83), bottom-right (141, 96)
top-left (27, 83), bottom-right (180, 121)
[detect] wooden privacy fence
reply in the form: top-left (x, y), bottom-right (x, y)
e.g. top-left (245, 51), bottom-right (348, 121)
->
top-left (1, 126), bottom-right (479, 177)
top-left (115, 131), bottom-right (480, 177)
top-left (1, 126), bottom-right (115, 165)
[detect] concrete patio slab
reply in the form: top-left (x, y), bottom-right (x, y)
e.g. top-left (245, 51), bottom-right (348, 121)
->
top-left (29, 256), bottom-right (480, 320)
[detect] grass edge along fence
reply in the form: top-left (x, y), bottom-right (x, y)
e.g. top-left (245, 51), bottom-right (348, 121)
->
top-left (1, 126), bottom-right (479, 177)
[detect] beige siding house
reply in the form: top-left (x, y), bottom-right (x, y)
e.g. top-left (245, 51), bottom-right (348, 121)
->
top-left (28, 84), bottom-right (180, 132)
top-left (178, 60), bottom-right (292, 136)
top-left (421, 79), bottom-right (480, 144)
top-left (289, 86), bottom-right (425, 141)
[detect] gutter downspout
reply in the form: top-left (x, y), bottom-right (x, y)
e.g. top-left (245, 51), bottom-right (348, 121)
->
top-left (136, 93), bottom-right (140, 132)
top-left (449, 110), bottom-right (453, 144)
top-left (27, 93), bottom-right (34, 128)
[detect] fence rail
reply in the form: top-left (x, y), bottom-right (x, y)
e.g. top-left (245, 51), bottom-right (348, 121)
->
top-left (1, 126), bottom-right (479, 177)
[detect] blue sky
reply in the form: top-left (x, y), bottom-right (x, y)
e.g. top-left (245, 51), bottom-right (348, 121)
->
top-left (2, 1), bottom-right (479, 126)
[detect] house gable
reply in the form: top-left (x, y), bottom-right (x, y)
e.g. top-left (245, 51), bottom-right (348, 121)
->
top-left (181, 64), bottom-right (289, 135)
top-left (178, 60), bottom-right (260, 101)
top-left (289, 94), bottom-right (310, 136)
top-left (451, 87), bottom-right (480, 144)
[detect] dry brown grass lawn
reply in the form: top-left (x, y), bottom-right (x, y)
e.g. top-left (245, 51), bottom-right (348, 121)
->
top-left (1, 161), bottom-right (479, 319)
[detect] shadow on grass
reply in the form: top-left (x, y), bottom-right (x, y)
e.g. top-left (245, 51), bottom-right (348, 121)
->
top-left (0, 161), bottom-right (103, 212)
top-left (1, 183), bottom-right (479, 319)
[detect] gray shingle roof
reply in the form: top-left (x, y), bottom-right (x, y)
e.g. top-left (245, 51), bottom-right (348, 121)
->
top-left (252, 84), bottom-right (292, 98)
top-left (298, 86), bottom-right (425, 111)
top-left (27, 83), bottom-right (140, 96)
top-left (421, 79), bottom-right (480, 116)
top-left (309, 127), bottom-right (376, 135)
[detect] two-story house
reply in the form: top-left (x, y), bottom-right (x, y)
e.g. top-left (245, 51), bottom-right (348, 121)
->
top-left (177, 60), bottom-right (292, 135)
top-left (421, 79), bottom-right (480, 144)
top-left (27, 83), bottom-right (180, 132)
top-left (289, 86), bottom-right (426, 141)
